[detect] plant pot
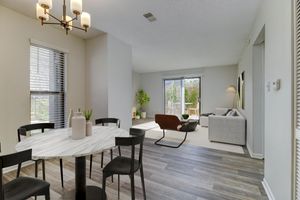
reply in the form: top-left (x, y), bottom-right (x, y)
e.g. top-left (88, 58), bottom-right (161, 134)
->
top-left (71, 112), bottom-right (86, 140)
top-left (141, 112), bottom-right (147, 119)
top-left (135, 115), bottom-right (140, 120)
top-left (86, 121), bottom-right (92, 136)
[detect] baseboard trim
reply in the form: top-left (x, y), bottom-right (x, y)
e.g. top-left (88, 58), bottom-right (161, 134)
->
top-left (262, 178), bottom-right (275, 200)
top-left (246, 143), bottom-right (264, 159)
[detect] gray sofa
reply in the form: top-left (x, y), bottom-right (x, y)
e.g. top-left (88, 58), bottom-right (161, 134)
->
top-left (208, 108), bottom-right (246, 145)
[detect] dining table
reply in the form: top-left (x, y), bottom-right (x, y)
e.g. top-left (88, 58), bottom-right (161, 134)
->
top-left (16, 125), bottom-right (129, 200)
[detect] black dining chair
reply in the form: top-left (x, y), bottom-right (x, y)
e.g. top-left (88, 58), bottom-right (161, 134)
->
top-left (89, 118), bottom-right (121, 179)
top-left (0, 149), bottom-right (50, 200)
top-left (102, 128), bottom-right (146, 200)
top-left (17, 123), bottom-right (64, 188)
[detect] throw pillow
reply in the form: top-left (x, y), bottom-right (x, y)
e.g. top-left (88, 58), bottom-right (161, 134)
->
top-left (232, 111), bottom-right (239, 116)
top-left (223, 109), bottom-right (232, 116)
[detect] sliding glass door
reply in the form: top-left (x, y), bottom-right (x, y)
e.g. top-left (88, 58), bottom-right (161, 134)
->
top-left (164, 79), bottom-right (182, 116)
top-left (164, 77), bottom-right (201, 119)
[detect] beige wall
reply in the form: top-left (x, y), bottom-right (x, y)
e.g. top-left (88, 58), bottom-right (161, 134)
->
top-left (238, 0), bottom-right (293, 199)
top-left (0, 5), bottom-right (86, 152)
top-left (132, 71), bottom-right (141, 107)
top-left (85, 34), bottom-right (108, 121)
top-left (85, 34), bottom-right (133, 130)
top-left (107, 35), bottom-right (132, 130)
top-left (139, 65), bottom-right (238, 117)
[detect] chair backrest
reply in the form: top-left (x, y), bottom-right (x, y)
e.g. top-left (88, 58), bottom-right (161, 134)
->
top-left (155, 114), bottom-right (181, 131)
top-left (17, 123), bottom-right (55, 142)
top-left (115, 128), bottom-right (145, 173)
top-left (95, 118), bottom-right (120, 128)
top-left (0, 149), bottom-right (32, 199)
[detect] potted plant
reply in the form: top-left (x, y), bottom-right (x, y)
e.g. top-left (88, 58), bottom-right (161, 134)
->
top-left (84, 109), bottom-right (93, 136)
top-left (136, 89), bottom-right (150, 119)
top-left (135, 110), bottom-right (141, 120)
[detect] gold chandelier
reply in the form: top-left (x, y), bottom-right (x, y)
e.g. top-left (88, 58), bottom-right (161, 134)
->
top-left (36, 0), bottom-right (91, 35)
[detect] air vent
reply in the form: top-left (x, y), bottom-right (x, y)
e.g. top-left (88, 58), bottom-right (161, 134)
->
top-left (143, 12), bottom-right (156, 22)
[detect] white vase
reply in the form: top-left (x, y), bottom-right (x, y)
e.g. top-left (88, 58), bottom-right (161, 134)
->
top-left (86, 121), bottom-right (92, 136)
top-left (141, 112), bottom-right (147, 119)
top-left (67, 109), bottom-right (74, 127)
top-left (71, 112), bottom-right (86, 140)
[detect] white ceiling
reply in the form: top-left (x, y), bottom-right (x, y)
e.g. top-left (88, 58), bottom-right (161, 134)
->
top-left (0, 0), bottom-right (262, 73)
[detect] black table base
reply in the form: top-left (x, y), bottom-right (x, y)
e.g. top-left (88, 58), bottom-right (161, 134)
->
top-left (60, 156), bottom-right (106, 200)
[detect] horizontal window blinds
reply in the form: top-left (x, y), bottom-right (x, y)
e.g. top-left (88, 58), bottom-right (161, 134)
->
top-left (30, 44), bottom-right (65, 128)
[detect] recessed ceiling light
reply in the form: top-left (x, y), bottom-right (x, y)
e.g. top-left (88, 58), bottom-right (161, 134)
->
top-left (143, 12), bottom-right (156, 22)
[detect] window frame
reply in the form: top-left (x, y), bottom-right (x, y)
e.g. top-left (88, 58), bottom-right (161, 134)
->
top-left (29, 42), bottom-right (67, 128)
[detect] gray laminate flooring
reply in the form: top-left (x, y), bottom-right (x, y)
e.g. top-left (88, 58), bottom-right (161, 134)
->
top-left (4, 138), bottom-right (267, 200)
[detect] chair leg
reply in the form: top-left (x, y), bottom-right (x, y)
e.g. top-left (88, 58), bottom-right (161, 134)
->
top-left (16, 163), bottom-right (21, 178)
top-left (45, 188), bottom-right (50, 200)
top-left (130, 174), bottom-right (135, 200)
top-left (102, 174), bottom-right (107, 200)
top-left (140, 165), bottom-right (146, 200)
top-left (35, 161), bottom-right (38, 178)
top-left (89, 155), bottom-right (93, 179)
top-left (118, 146), bottom-right (121, 156)
top-left (101, 152), bottom-right (104, 168)
top-left (154, 130), bottom-right (188, 148)
top-left (118, 174), bottom-right (120, 200)
top-left (110, 150), bottom-right (113, 183)
top-left (42, 160), bottom-right (46, 180)
top-left (110, 149), bottom-right (113, 159)
top-left (60, 159), bottom-right (64, 188)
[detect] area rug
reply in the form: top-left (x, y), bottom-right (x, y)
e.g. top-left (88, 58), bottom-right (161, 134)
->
top-left (144, 123), bottom-right (244, 154)
top-left (132, 121), bottom-right (159, 130)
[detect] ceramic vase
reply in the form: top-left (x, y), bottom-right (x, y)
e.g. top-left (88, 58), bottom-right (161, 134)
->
top-left (67, 109), bottom-right (74, 127)
top-left (86, 121), bottom-right (92, 136)
top-left (71, 112), bottom-right (86, 140)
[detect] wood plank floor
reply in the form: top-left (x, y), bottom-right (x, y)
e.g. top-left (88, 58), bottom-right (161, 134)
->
top-left (4, 138), bottom-right (267, 200)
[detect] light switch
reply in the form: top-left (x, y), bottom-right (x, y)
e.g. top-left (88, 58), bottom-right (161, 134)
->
top-left (273, 79), bottom-right (281, 91)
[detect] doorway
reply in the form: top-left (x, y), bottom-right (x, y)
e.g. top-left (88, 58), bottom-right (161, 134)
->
top-left (253, 27), bottom-right (265, 158)
top-left (164, 77), bottom-right (201, 120)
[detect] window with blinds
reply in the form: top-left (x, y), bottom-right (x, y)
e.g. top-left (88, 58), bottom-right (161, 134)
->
top-left (30, 44), bottom-right (65, 128)
top-left (295, 0), bottom-right (300, 199)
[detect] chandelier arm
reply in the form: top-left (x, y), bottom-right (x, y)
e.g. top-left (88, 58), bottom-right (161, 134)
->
top-left (45, 10), bottom-right (63, 23)
top-left (67, 16), bottom-right (79, 23)
top-left (42, 22), bottom-right (62, 25)
top-left (70, 25), bottom-right (87, 31)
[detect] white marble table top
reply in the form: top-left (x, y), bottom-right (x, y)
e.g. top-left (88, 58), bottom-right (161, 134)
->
top-left (16, 126), bottom-right (129, 159)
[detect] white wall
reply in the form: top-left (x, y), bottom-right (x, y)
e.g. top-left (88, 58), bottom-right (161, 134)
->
top-left (107, 35), bottom-right (132, 130)
top-left (86, 35), bottom-right (108, 121)
top-left (0, 5), bottom-right (86, 152)
top-left (86, 34), bottom-right (133, 130)
top-left (139, 65), bottom-right (237, 117)
top-left (132, 71), bottom-right (141, 107)
top-left (238, 0), bottom-right (292, 199)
